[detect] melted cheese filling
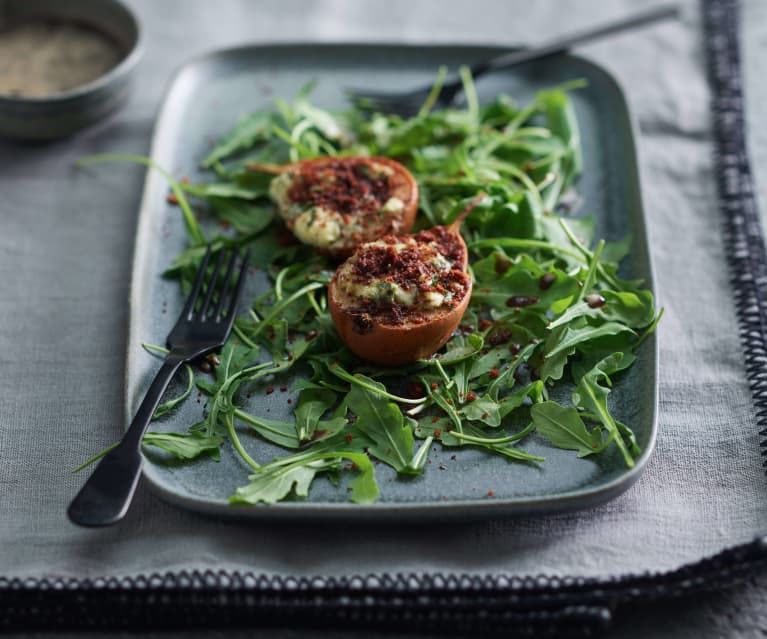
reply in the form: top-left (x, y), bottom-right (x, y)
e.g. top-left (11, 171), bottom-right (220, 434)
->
top-left (268, 167), bottom-right (404, 249)
top-left (336, 239), bottom-right (453, 309)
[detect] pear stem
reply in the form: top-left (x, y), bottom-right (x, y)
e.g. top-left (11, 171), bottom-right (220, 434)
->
top-left (447, 191), bottom-right (488, 234)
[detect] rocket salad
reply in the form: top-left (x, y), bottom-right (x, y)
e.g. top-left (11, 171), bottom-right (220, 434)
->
top-left (79, 68), bottom-right (660, 506)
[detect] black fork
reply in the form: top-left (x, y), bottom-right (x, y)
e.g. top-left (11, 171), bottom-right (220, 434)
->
top-left (68, 246), bottom-right (251, 527)
top-left (346, 5), bottom-right (679, 117)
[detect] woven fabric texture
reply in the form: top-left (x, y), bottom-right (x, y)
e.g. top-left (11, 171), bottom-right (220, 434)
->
top-left (0, 0), bottom-right (765, 586)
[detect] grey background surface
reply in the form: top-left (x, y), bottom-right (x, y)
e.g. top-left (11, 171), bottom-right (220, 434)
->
top-left (1, 0), bottom-right (766, 636)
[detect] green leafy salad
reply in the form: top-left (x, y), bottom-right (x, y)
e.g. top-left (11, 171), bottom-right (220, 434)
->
top-left (80, 69), bottom-right (660, 505)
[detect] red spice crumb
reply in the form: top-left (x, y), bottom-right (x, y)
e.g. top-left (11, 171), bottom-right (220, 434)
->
top-left (487, 489), bottom-right (495, 497)
top-left (451, 454), bottom-right (457, 461)
top-left (287, 399), bottom-right (292, 404)
top-left (481, 412), bottom-right (488, 420)
top-left (430, 416), bottom-right (439, 424)
top-left (430, 382), bottom-right (439, 390)
top-left (265, 387), bottom-right (274, 394)
top-left (166, 193), bottom-right (179, 205)
top-left (466, 391), bottom-right (477, 402)
top-left (279, 386), bottom-right (288, 392)
top-left (479, 319), bottom-right (492, 331)
top-left (489, 368), bottom-right (500, 379)
top-left (306, 329), bottom-right (319, 341)
top-left (406, 381), bottom-right (426, 398)
top-left (434, 428), bottom-right (442, 438)
top-left (345, 433), bottom-right (354, 444)
top-left (207, 354), bottom-right (221, 367)
top-left (181, 177), bottom-right (190, 184)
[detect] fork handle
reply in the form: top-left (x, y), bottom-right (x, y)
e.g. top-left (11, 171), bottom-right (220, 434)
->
top-left (67, 355), bottom-right (184, 527)
top-left (469, 4), bottom-right (680, 78)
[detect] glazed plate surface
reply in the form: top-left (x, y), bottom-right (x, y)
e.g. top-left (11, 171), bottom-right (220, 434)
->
top-left (127, 44), bottom-right (658, 520)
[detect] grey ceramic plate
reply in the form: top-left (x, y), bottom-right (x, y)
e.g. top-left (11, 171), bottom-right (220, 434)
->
top-left (127, 43), bottom-right (658, 521)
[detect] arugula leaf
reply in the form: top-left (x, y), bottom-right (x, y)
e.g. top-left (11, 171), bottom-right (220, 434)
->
top-left (233, 411), bottom-right (301, 449)
top-left (530, 401), bottom-right (604, 457)
top-left (230, 458), bottom-right (337, 504)
top-left (429, 333), bottom-right (483, 364)
top-left (208, 199), bottom-right (274, 235)
top-left (498, 381), bottom-right (545, 419)
top-left (461, 396), bottom-right (501, 427)
top-left (294, 388), bottom-right (344, 443)
top-left (153, 364), bottom-right (194, 419)
top-left (549, 290), bottom-right (656, 330)
top-left (470, 254), bottom-right (579, 311)
top-left (571, 353), bottom-right (636, 467)
top-left (203, 112), bottom-right (276, 167)
top-left (183, 182), bottom-right (266, 200)
top-left (344, 378), bottom-right (417, 474)
top-left (143, 431), bottom-right (223, 461)
top-left (230, 451), bottom-right (378, 505)
top-left (544, 320), bottom-right (635, 360)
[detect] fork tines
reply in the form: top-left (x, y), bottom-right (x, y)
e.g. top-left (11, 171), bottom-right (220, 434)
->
top-left (184, 246), bottom-right (251, 323)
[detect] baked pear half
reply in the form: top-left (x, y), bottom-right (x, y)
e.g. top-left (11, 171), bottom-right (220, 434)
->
top-left (266, 156), bottom-right (418, 260)
top-left (328, 225), bottom-right (472, 365)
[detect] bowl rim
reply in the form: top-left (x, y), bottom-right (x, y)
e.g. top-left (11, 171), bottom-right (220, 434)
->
top-left (0, 0), bottom-right (143, 105)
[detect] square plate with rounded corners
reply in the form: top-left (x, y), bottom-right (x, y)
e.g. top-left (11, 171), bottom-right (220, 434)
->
top-left (127, 44), bottom-right (658, 521)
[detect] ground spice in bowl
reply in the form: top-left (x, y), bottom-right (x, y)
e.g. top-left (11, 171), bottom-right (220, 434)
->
top-left (0, 20), bottom-right (124, 98)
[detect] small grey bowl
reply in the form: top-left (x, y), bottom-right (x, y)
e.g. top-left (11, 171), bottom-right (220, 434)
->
top-left (0, 0), bottom-right (142, 140)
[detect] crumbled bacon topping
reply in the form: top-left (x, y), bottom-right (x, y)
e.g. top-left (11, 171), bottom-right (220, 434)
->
top-left (336, 226), bottom-right (470, 326)
top-left (288, 159), bottom-right (391, 219)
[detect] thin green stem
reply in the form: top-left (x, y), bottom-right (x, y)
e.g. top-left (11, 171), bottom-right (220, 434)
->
top-left (226, 412), bottom-right (261, 471)
top-left (329, 364), bottom-right (426, 405)
top-left (72, 442), bottom-right (118, 473)
top-left (418, 66), bottom-right (448, 117)
top-left (469, 238), bottom-right (585, 262)
top-left (248, 282), bottom-right (325, 339)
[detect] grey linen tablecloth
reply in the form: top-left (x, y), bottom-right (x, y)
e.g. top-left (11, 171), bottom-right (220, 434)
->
top-left (2, 0), bottom-right (767, 635)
